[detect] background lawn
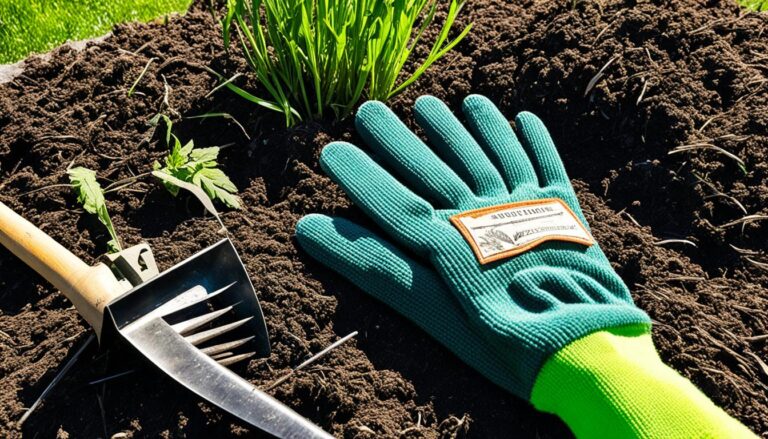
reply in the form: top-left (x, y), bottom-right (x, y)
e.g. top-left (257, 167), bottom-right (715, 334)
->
top-left (0, 0), bottom-right (193, 64)
top-left (741, 0), bottom-right (768, 10)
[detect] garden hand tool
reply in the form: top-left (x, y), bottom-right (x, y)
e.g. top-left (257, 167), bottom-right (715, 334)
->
top-left (0, 202), bottom-right (333, 439)
top-left (295, 95), bottom-right (756, 438)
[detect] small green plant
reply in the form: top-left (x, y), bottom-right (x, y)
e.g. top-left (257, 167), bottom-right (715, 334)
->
top-left (740, 0), bottom-right (768, 10)
top-left (67, 166), bottom-right (122, 252)
top-left (153, 131), bottom-right (242, 210)
top-left (221, 0), bottom-right (472, 125)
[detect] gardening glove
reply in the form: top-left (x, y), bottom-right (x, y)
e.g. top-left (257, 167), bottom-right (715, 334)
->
top-left (296, 95), bottom-right (756, 438)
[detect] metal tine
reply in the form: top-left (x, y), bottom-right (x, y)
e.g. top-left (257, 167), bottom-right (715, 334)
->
top-left (171, 305), bottom-right (235, 335)
top-left (139, 285), bottom-right (207, 324)
top-left (201, 336), bottom-right (255, 356)
top-left (160, 281), bottom-right (237, 320)
top-left (185, 317), bottom-right (253, 346)
top-left (217, 352), bottom-right (256, 367)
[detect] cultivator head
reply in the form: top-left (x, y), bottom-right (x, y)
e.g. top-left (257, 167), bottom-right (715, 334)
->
top-left (104, 239), bottom-right (332, 438)
top-left (104, 239), bottom-right (271, 363)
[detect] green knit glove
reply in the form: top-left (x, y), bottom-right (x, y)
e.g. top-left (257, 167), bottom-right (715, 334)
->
top-left (296, 95), bottom-right (756, 437)
top-left (304, 94), bottom-right (650, 396)
top-left (296, 217), bottom-right (755, 438)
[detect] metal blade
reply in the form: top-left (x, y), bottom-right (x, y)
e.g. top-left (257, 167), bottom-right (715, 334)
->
top-left (122, 318), bottom-right (333, 439)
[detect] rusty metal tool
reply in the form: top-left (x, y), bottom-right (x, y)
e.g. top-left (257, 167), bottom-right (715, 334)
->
top-left (0, 202), bottom-right (332, 438)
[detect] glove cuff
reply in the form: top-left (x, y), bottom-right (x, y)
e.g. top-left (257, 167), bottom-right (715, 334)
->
top-left (530, 324), bottom-right (755, 438)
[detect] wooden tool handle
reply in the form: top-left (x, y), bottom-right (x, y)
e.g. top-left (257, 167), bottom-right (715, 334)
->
top-left (0, 202), bottom-right (125, 336)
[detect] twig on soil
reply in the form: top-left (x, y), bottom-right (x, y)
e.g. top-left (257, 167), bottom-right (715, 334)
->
top-left (352, 425), bottom-right (376, 434)
top-left (157, 57), bottom-right (207, 73)
top-left (654, 239), bottom-right (697, 247)
top-left (732, 304), bottom-right (763, 315)
top-left (696, 327), bottom-right (754, 377)
top-left (19, 183), bottom-right (72, 197)
top-left (694, 173), bottom-right (747, 214)
top-left (127, 57), bottom-right (156, 97)
top-left (644, 47), bottom-right (657, 66)
top-left (745, 257), bottom-right (768, 272)
top-left (636, 77), bottom-right (649, 105)
top-left (34, 134), bottom-right (80, 142)
top-left (697, 116), bottom-right (718, 133)
top-left (0, 330), bottom-right (15, 345)
top-left (714, 134), bottom-right (751, 142)
top-left (17, 334), bottom-right (95, 428)
top-left (88, 370), bottom-right (135, 386)
top-left (736, 81), bottom-right (767, 103)
top-left (584, 55), bottom-right (620, 97)
top-left (689, 17), bottom-right (736, 35)
top-left (617, 208), bottom-right (641, 227)
top-left (399, 412), bottom-right (423, 435)
top-left (637, 283), bottom-right (671, 301)
top-left (132, 42), bottom-right (151, 56)
top-left (729, 244), bottom-right (760, 256)
top-left (743, 334), bottom-right (768, 342)
top-left (719, 214), bottom-right (768, 229)
top-left (102, 172), bottom-right (151, 193)
top-left (668, 142), bottom-right (745, 172)
top-left (745, 77), bottom-right (768, 88)
top-left (665, 275), bottom-right (706, 283)
top-left (592, 11), bottom-right (623, 46)
top-left (265, 331), bottom-right (358, 391)
top-left (745, 352), bottom-right (768, 381)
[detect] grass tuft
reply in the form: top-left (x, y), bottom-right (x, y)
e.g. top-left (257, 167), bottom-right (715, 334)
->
top-left (222, 0), bottom-right (472, 125)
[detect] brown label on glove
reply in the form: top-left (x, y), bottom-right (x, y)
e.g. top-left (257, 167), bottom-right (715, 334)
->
top-left (449, 198), bottom-right (593, 264)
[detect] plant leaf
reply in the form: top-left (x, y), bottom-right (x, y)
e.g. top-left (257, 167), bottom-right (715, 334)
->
top-left (152, 170), bottom-right (227, 233)
top-left (154, 134), bottom-right (241, 210)
top-left (189, 146), bottom-right (220, 164)
top-left (67, 166), bottom-right (122, 252)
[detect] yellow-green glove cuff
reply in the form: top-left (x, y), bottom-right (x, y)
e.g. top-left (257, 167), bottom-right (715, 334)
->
top-left (531, 324), bottom-right (756, 438)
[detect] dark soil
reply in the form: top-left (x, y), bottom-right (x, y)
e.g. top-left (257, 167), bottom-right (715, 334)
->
top-left (1, 0), bottom-right (767, 437)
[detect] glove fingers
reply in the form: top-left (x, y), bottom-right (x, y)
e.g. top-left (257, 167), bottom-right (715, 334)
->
top-left (320, 141), bottom-right (433, 253)
top-left (514, 112), bottom-right (571, 187)
top-left (295, 214), bottom-right (526, 395)
top-left (462, 95), bottom-right (539, 190)
top-left (354, 101), bottom-right (475, 208)
top-left (414, 95), bottom-right (509, 198)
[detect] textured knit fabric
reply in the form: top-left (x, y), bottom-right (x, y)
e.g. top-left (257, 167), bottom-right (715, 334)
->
top-left (302, 94), bottom-right (651, 398)
top-left (531, 325), bottom-right (757, 438)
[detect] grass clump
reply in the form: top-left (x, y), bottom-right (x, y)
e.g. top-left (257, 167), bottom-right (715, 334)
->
top-left (0, 0), bottom-right (193, 64)
top-left (740, 0), bottom-right (768, 10)
top-left (221, 0), bottom-right (472, 125)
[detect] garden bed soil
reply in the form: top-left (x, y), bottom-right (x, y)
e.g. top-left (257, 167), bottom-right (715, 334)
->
top-left (1, 0), bottom-right (767, 437)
